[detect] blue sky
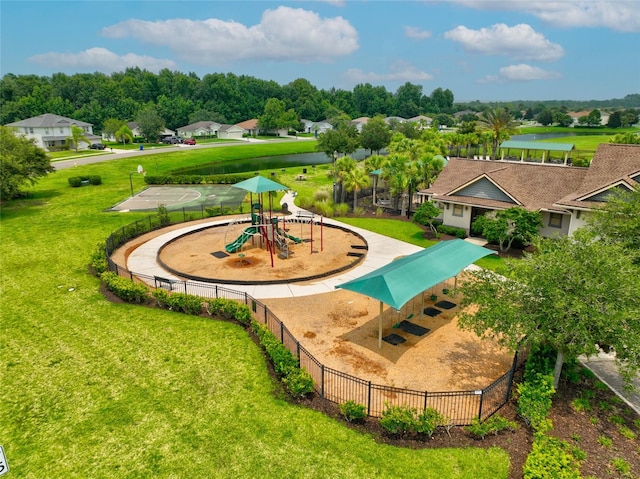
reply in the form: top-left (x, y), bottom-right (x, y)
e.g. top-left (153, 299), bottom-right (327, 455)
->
top-left (1, 1), bottom-right (639, 102)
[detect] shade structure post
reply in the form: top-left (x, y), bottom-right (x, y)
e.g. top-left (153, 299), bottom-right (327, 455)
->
top-left (378, 301), bottom-right (383, 349)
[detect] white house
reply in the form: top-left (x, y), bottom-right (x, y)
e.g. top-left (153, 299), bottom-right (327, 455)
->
top-left (350, 117), bottom-right (370, 133)
top-left (236, 119), bottom-right (258, 137)
top-left (5, 113), bottom-right (100, 151)
top-left (217, 124), bottom-right (245, 140)
top-left (419, 143), bottom-right (640, 238)
top-left (176, 121), bottom-right (221, 138)
top-left (126, 122), bottom-right (175, 140)
top-left (301, 119), bottom-right (333, 135)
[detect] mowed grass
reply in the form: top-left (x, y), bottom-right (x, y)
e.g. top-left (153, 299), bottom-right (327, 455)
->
top-left (0, 146), bottom-right (510, 478)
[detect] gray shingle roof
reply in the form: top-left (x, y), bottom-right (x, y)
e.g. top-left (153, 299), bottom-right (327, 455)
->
top-left (6, 113), bottom-right (92, 128)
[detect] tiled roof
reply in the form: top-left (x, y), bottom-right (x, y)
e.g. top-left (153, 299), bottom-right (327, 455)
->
top-left (424, 158), bottom-right (588, 212)
top-left (555, 143), bottom-right (640, 209)
top-left (6, 113), bottom-right (92, 128)
top-left (236, 119), bottom-right (258, 129)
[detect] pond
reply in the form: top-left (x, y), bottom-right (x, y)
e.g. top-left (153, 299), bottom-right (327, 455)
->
top-left (174, 148), bottom-right (370, 176)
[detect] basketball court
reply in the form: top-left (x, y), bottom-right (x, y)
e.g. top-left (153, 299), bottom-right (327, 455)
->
top-left (110, 185), bottom-right (248, 212)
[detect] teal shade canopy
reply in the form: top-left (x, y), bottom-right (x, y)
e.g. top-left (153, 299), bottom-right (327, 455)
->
top-left (336, 239), bottom-right (496, 310)
top-left (232, 176), bottom-right (288, 193)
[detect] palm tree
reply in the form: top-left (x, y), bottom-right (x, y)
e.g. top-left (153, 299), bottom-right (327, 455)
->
top-left (342, 166), bottom-right (371, 211)
top-left (363, 154), bottom-right (387, 205)
top-left (114, 124), bottom-right (134, 146)
top-left (334, 156), bottom-right (357, 204)
top-left (477, 108), bottom-right (519, 159)
top-left (66, 125), bottom-right (91, 152)
top-left (381, 153), bottom-right (413, 216)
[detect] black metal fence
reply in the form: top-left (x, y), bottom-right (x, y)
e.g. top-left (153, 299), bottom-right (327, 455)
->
top-left (104, 217), bottom-right (528, 425)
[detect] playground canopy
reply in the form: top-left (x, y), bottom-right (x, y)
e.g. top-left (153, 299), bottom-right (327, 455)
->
top-left (336, 239), bottom-right (497, 347)
top-left (232, 175), bottom-right (288, 194)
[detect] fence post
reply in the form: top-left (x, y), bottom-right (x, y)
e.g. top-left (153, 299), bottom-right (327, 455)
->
top-left (296, 341), bottom-right (300, 364)
top-left (215, 285), bottom-right (219, 299)
top-left (424, 391), bottom-right (428, 411)
top-left (183, 281), bottom-right (187, 294)
top-left (280, 321), bottom-right (284, 343)
top-left (367, 381), bottom-right (372, 416)
top-left (321, 364), bottom-right (325, 398)
top-left (244, 292), bottom-right (248, 305)
top-left (478, 390), bottom-right (484, 422)
top-left (506, 350), bottom-right (519, 402)
top-left (264, 308), bottom-right (268, 325)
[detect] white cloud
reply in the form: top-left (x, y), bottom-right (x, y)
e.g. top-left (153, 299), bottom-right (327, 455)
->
top-left (450, 1), bottom-right (640, 32)
top-left (27, 47), bottom-right (176, 73)
top-left (477, 63), bottom-right (562, 83)
top-left (344, 61), bottom-right (434, 84)
top-left (444, 23), bottom-right (564, 61)
top-left (404, 26), bottom-right (432, 40)
top-left (102, 6), bottom-right (358, 65)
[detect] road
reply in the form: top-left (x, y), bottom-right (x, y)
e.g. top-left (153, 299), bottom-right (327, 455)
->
top-left (53, 137), bottom-right (313, 171)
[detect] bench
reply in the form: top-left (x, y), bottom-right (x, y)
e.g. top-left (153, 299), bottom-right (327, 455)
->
top-left (154, 276), bottom-right (180, 291)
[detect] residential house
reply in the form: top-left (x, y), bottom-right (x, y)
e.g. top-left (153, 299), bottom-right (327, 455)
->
top-left (408, 115), bottom-right (433, 127)
top-left (5, 113), bottom-right (99, 151)
top-left (418, 143), bottom-right (640, 238)
top-left (384, 116), bottom-right (407, 125)
top-left (567, 111), bottom-right (610, 126)
top-left (236, 119), bottom-right (258, 137)
top-left (126, 122), bottom-right (175, 140)
top-left (176, 121), bottom-right (221, 138)
top-left (217, 124), bottom-right (245, 140)
top-left (301, 119), bottom-right (333, 135)
top-left (350, 117), bottom-right (370, 133)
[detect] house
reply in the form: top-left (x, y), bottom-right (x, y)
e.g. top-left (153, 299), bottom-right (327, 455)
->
top-left (300, 119), bottom-right (333, 135)
top-left (176, 121), bottom-right (221, 138)
top-left (236, 119), bottom-right (259, 137)
top-left (567, 111), bottom-right (610, 126)
top-left (350, 117), bottom-right (370, 133)
top-left (126, 122), bottom-right (175, 140)
top-left (408, 115), bottom-right (433, 127)
top-left (5, 113), bottom-right (100, 151)
top-left (384, 116), bottom-right (407, 125)
top-left (217, 124), bottom-right (245, 140)
top-left (418, 143), bottom-right (640, 238)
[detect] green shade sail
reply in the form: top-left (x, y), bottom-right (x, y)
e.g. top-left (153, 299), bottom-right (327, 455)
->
top-left (336, 239), bottom-right (496, 310)
top-left (232, 175), bottom-right (288, 193)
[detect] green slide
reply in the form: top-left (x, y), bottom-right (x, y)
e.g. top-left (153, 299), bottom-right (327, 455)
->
top-left (225, 226), bottom-right (260, 253)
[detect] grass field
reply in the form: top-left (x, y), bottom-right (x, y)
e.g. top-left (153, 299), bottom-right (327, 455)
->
top-left (0, 145), bottom-right (511, 478)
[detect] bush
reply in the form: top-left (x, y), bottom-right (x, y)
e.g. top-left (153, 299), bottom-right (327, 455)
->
top-left (335, 203), bottom-right (349, 217)
top-left (415, 408), bottom-right (445, 438)
top-left (380, 404), bottom-right (416, 436)
top-left (101, 272), bottom-right (149, 303)
top-left (68, 177), bottom-right (82, 187)
top-left (282, 368), bottom-right (314, 398)
top-left (465, 414), bottom-right (519, 439)
top-left (436, 224), bottom-right (467, 239)
top-left (206, 298), bottom-right (252, 326)
top-left (353, 206), bottom-right (365, 217)
top-left (339, 400), bottom-right (367, 423)
top-left (523, 433), bottom-right (581, 479)
top-left (88, 175), bottom-right (102, 185)
top-left (160, 292), bottom-right (203, 315)
top-left (90, 243), bottom-right (108, 274)
top-left (313, 190), bottom-right (330, 202)
top-left (517, 373), bottom-right (555, 429)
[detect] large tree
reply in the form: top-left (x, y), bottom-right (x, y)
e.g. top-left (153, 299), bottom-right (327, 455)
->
top-left (458, 229), bottom-right (640, 389)
top-left (477, 108), bottom-right (519, 159)
top-left (342, 165), bottom-right (370, 211)
top-left (471, 207), bottom-right (543, 252)
top-left (135, 105), bottom-right (165, 142)
top-left (0, 126), bottom-right (53, 200)
top-left (257, 98), bottom-right (298, 133)
top-left (587, 186), bottom-right (640, 262)
top-left (360, 115), bottom-right (391, 154)
top-left (114, 124), bottom-right (134, 146)
top-left (316, 124), bottom-right (360, 158)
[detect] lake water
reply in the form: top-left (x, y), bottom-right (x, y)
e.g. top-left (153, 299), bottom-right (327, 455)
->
top-left (175, 148), bottom-right (369, 175)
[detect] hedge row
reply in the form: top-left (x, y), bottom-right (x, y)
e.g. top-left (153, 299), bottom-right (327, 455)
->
top-left (68, 175), bottom-right (102, 187)
top-left (98, 272), bottom-right (313, 398)
top-left (144, 172), bottom-right (258, 185)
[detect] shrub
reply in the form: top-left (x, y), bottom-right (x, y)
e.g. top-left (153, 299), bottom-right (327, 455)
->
top-left (571, 397), bottom-right (592, 413)
top-left (380, 404), bottom-right (416, 437)
top-left (339, 400), bottom-right (367, 423)
top-left (157, 204), bottom-right (170, 226)
top-left (68, 177), bottom-right (82, 187)
top-left (436, 224), bottom-right (467, 239)
top-left (88, 175), bottom-right (102, 185)
top-left (161, 292), bottom-right (203, 315)
top-left (465, 414), bottom-right (518, 439)
top-left (415, 408), bottom-right (445, 438)
top-left (315, 201), bottom-right (334, 217)
top-left (313, 190), bottom-right (330, 202)
top-left (282, 368), bottom-right (314, 398)
top-left (90, 243), bottom-right (108, 274)
top-left (335, 203), bottom-right (349, 217)
top-left (101, 272), bottom-right (149, 303)
top-left (353, 206), bottom-right (365, 217)
top-left (517, 373), bottom-right (555, 429)
top-left (206, 298), bottom-right (252, 326)
top-left (523, 434), bottom-right (581, 479)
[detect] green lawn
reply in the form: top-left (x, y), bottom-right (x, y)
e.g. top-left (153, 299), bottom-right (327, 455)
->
top-left (0, 145), bottom-right (511, 478)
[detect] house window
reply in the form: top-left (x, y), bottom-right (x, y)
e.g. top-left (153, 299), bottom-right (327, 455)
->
top-left (452, 204), bottom-right (464, 217)
top-left (29, 128), bottom-right (34, 134)
top-left (549, 213), bottom-right (563, 228)
top-left (60, 128), bottom-right (64, 133)
top-left (45, 129), bottom-right (49, 134)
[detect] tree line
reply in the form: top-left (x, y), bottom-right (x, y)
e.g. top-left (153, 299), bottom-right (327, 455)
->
top-left (3, 68), bottom-right (638, 133)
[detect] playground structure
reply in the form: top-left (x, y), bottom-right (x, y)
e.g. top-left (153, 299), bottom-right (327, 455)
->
top-left (225, 203), bottom-right (302, 259)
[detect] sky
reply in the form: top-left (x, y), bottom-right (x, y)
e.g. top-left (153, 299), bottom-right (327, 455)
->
top-left (1, 1), bottom-right (639, 102)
